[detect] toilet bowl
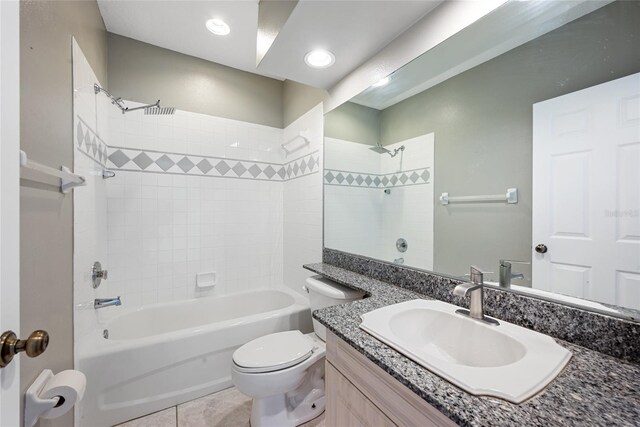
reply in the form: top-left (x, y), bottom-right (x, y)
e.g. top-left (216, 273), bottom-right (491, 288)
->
top-left (231, 276), bottom-right (365, 427)
top-left (232, 331), bottom-right (326, 426)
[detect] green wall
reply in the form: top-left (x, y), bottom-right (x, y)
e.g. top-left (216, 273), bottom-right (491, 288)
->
top-left (108, 34), bottom-right (286, 128)
top-left (283, 79), bottom-right (327, 127)
top-left (380, 0), bottom-right (640, 277)
top-left (20, 1), bottom-right (108, 426)
top-left (324, 101), bottom-right (381, 145)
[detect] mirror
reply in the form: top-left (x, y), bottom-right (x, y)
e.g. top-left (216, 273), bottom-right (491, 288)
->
top-left (323, 0), bottom-right (640, 320)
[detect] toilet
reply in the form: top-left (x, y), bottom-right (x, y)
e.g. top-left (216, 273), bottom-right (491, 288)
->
top-left (231, 275), bottom-right (365, 427)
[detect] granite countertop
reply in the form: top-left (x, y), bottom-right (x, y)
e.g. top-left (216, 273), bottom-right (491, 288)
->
top-left (305, 262), bottom-right (640, 427)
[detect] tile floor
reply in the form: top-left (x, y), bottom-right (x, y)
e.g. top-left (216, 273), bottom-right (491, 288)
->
top-left (115, 387), bottom-right (325, 427)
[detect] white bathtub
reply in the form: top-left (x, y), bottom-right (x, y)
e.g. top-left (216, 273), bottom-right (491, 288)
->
top-left (78, 287), bottom-right (312, 427)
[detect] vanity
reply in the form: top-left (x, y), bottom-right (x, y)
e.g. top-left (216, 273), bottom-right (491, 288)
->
top-left (308, 262), bottom-right (640, 426)
top-left (325, 329), bottom-right (455, 427)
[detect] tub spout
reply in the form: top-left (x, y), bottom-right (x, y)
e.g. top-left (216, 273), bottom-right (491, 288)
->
top-left (94, 297), bottom-right (121, 309)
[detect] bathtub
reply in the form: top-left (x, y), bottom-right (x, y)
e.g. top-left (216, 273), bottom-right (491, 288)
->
top-left (78, 287), bottom-right (312, 427)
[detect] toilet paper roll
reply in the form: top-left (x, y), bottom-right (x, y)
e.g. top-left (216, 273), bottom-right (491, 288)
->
top-left (39, 370), bottom-right (87, 419)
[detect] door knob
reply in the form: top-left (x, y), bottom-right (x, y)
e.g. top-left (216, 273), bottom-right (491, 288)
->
top-left (0, 330), bottom-right (49, 368)
top-left (535, 244), bottom-right (548, 254)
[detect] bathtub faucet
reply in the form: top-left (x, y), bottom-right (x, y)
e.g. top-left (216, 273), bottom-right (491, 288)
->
top-left (94, 297), bottom-right (122, 309)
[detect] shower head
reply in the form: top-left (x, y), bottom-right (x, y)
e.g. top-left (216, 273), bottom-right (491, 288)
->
top-left (369, 144), bottom-right (392, 154)
top-left (145, 106), bottom-right (176, 115)
top-left (369, 143), bottom-right (405, 158)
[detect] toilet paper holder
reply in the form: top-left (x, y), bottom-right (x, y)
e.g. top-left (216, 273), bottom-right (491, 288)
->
top-left (24, 369), bottom-right (61, 427)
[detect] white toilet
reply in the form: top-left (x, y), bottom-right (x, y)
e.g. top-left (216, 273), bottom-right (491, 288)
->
top-left (231, 276), bottom-right (365, 427)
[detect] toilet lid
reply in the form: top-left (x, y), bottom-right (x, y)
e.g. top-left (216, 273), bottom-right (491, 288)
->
top-left (233, 331), bottom-right (313, 373)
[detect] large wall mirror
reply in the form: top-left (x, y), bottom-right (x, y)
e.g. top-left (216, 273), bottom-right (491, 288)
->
top-left (323, 0), bottom-right (640, 320)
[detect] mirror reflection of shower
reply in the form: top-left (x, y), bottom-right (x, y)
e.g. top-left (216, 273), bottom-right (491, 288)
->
top-left (369, 142), bottom-right (405, 157)
top-left (369, 142), bottom-right (406, 171)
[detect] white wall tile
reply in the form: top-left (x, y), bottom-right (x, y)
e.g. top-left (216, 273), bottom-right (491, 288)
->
top-left (283, 104), bottom-right (324, 295)
top-left (106, 161), bottom-right (285, 308)
top-left (72, 40), bottom-right (110, 346)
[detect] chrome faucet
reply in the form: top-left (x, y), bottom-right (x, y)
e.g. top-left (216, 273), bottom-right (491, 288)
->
top-left (94, 297), bottom-right (121, 309)
top-left (453, 266), bottom-right (499, 325)
top-left (498, 259), bottom-right (529, 288)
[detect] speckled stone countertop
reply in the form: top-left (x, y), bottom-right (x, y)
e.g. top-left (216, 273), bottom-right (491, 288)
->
top-left (305, 263), bottom-right (640, 427)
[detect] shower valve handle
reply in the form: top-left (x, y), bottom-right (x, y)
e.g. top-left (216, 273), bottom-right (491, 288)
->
top-left (92, 261), bottom-right (108, 288)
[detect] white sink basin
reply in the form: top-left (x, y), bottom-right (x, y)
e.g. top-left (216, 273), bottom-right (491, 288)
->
top-left (360, 299), bottom-right (571, 403)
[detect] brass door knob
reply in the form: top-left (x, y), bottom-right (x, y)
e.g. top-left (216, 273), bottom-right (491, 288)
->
top-left (0, 330), bottom-right (49, 368)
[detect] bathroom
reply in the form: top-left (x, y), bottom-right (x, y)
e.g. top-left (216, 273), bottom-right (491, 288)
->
top-left (1, 0), bottom-right (639, 426)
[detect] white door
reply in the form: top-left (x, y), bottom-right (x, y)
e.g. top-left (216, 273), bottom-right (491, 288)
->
top-left (533, 72), bottom-right (640, 309)
top-left (0, 0), bottom-right (21, 425)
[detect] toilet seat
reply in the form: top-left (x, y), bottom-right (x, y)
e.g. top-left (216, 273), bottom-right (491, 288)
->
top-left (233, 330), bottom-right (314, 373)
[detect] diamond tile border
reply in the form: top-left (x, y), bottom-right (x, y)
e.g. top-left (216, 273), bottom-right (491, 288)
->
top-left (75, 117), bottom-right (109, 167)
top-left (324, 167), bottom-right (431, 188)
top-left (284, 151), bottom-right (320, 181)
top-left (75, 119), bottom-right (320, 182)
top-left (107, 146), bottom-right (320, 182)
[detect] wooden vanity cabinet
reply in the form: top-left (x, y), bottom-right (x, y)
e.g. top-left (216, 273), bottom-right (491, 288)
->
top-left (325, 331), bottom-right (457, 427)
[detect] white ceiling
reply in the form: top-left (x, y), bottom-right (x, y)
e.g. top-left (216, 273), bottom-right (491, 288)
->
top-left (97, 0), bottom-right (442, 89)
top-left (257, 0), bottom-right (442, 89)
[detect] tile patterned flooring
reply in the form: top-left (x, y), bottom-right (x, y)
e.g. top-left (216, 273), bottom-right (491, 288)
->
top-left (115, 387), bottom-right (325, 427)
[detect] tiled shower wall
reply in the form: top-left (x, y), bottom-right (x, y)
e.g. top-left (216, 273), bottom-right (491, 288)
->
top-left (104, 102), bottom-right (323, 308)
top-left (72, 40), bottom-right (111, 344)
top-left (324, 137), bottom-right (381, 258)
top-left (104, 103), bottom-right (289, 307)
top-left (283, 105), bottom-right (324, 294)
top-left (73, 42), bottom-right (324, 343)
top-left (324, 135), bottom-right (434, 270)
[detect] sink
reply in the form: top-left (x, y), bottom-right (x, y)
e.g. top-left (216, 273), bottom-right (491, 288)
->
top-left (388, 308), bottom-right (527, 368)
top-left (360, 299), bottom-right (571, 403)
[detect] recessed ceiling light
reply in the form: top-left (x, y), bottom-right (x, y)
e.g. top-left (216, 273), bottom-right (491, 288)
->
top-left (304, 50), bottom-right (335, 69)
top-left (372, 77), bottom-right (390, 88)
top-left (206, 18), bottom-right (230, 36)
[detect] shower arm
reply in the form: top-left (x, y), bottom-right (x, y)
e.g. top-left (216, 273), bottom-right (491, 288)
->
top-left (119, 101), bottom-right (160, 113)
top-left (388, 146), bottom-right (405, 158)
top-left (93, 84), bottom-right (160, 114)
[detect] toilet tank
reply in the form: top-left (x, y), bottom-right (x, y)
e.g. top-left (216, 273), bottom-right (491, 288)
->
top-left (304, 275), bottom-right (365, 341)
